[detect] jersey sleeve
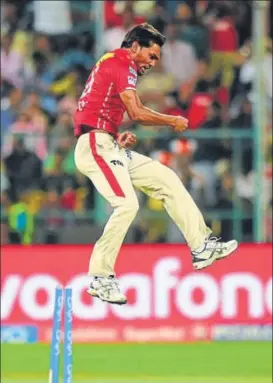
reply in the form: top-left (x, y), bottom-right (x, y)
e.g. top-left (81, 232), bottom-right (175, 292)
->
top-left (113, 62), bottom-right (137, 93)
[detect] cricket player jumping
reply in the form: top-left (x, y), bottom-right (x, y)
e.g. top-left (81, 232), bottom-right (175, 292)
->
top-left (74, 24), bottom-right (238, 305)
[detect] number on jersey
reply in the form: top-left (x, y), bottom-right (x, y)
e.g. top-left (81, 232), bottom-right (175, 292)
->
top-left (77, 52), bottom-right (115, 111)
top-left (77, 66), bottom-right (99, 110)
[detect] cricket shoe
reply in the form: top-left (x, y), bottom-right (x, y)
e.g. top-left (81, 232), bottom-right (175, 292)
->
top-left (87, 276), bottom-right (127, 305)
top-left (192, 237), bottom-right (238, 271)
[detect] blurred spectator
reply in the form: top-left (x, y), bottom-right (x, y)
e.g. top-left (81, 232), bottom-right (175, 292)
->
top-left (104, 0), bottom-right (146, 28)
top-left (132, 0), bottom-right (156, 19)
top-left (3, 93), bottom-right (48, 160)
top-left (208, 3), bottom-right (239, 118)
top-left (236, 147), bottom-right (272, 211)
top-left (1, 161), bottom-right (10, 193)
top-left (44, 135), bottom-right (76, 176)
top-left (235, 147), bottom-right (254, 200)
top-left (1, 32), bottom-right (28, 89)
top-left (1, 86), bottom-right (23, 137)
top-left (33, 34), bottom-right (53, 57)
top-left (191, 101), bottom-right (231, 208)
top-left (174, 2), bottom-right (209, 60)
top-left (182, 79), bottom-right (215, 130)
top-left (150, 149), bottom-right (173, 167)
top-left (137, 59), bottom-right (176, 112)
top-left (162, 21), bottom-right (199, 89)
top-left (23, 91), bottom-right (49, 126)
top-left (229, 96), bottom-right (253, 129)
top-left (57, 82), bottom-right (84, 116)
top-left (231, 1), bottom-right (252, 45)
top-left (169, 138), bottom-right (202, 190)
top-left (104, 5), bottom-right (138, 51)
top-left (7, 191), bottom-right (34, 244)
top-left (133, 216), bottom-right (150, 243)
top-left (148, 2), bottom-right (168, 34)
top-left (49, 68), bottom-right (80, 101)
top-left (33, 0), bottom-right (72, 35)
top-left (1, 160), bottom-right (10, 244)
top-left (1, 187), bottom-right (9, 240)
top-left (38, 189), bottom-right (65, 244)
top-left (49, 111), bottom-right (74, 152)
top-left (239, 38), bottom-right (272, 113)
top-left (25, 50), bottom-right (53, 94)
top-left (61, 185), bottom-right (77, 211)
top-left (1, 189), bottom-right (9, 244)
top-left (44, 36), bottom-right (95, 84)
top-left (137, 198), bottom-right (168, 243)
top-left (50, 36), bottom-right (94, 78)
top-left (1, 1), bottom-right (19, 34)
top-left (4, 136), bottom-right (43, 197)
top-left (42, 140), bottom-right (78, 199)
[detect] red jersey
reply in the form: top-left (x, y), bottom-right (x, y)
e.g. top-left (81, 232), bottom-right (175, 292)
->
top-left (187, 93), bottom-right (213, 130)
top-left (210, 17), bottom-right (238, 52)
top-left (74, 49), bottom-right (138, 138)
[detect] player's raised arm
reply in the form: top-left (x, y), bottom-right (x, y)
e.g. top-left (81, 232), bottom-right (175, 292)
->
top-left (119, 89), bottom-right (188, 132)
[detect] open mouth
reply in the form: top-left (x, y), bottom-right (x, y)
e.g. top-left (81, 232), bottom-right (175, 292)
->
top-left (141, 67), bottom-right (149, 74)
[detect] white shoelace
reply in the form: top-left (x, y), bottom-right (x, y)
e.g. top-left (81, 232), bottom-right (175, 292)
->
top-left (97, 278), bottom-right (121, 296)
top-left (205, 236), bottom-right (221, 243)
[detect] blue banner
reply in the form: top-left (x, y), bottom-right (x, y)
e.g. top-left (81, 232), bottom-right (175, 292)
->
top-left (1, 325), bottom-right (38, 343)
top-left (212, 325), bottom-right (272, 341)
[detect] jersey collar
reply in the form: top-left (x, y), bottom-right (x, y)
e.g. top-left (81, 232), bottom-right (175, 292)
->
top-left (113, 48), bottom-right (135, 66)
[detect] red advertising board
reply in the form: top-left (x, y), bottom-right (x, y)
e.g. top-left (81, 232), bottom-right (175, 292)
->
top-left (1, 244), bottom-right (272, 342)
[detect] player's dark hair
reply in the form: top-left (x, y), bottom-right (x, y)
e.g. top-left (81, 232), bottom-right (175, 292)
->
top-left (121, 23), bottom-right (166, 49)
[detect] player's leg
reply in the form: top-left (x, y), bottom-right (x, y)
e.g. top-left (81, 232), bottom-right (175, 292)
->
top-left (127, 150), bottom-right (238, 270)
top-left (127, 151), bottom-right (211, 249)
top-left (75, 132), bottom-right (139, 304)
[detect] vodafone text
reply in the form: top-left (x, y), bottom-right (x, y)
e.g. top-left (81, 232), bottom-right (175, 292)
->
top-left (1, 257), bottom-right (271, 322)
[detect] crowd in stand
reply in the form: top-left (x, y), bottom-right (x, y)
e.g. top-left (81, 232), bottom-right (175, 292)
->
top-left (1, 0), bottom-right (272, 244)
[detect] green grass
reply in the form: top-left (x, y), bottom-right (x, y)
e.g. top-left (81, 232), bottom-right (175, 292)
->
top-left (1, 342), bottom-right (272, 383)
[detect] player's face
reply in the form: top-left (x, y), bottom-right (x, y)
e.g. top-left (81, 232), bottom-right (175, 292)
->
top-left (135, 43), bottom-right (161, 76)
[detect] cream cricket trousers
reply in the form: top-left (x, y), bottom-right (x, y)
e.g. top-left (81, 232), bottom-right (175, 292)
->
top-left (75, 132), bottom-right (211, 277)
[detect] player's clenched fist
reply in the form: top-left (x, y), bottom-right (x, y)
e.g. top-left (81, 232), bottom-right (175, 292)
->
top-left (117, 131), bottom-right (137, 148)
top-left (173, 116), bottom-right (188, 132)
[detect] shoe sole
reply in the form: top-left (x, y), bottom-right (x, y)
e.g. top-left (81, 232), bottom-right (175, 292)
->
top-left (87, 288), bottom-right (127, 305)
top-left (193, 253), bottom-right (216, 271)
top-left (194, 241), bottom-right (239, 271)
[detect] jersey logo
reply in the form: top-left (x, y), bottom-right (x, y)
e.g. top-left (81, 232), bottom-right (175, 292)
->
top-left (95, 52), bottom-right (115, 67)
top-left (128, 76), bottom-right (137, 86)
top-left (129, 66), bottom-right (137, 77)
top-left (110, 160), bottom-right (124, 167)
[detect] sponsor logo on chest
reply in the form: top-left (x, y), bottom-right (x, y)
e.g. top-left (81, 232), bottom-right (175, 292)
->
top-left (129, 66), bottom-right (137, 77)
